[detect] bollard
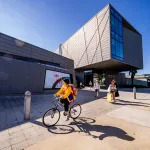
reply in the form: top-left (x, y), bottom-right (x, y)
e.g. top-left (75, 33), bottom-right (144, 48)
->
top-left (96, 90), bottom-right (99, 98)
top-left (133, 87), bottom-right (136, 99)
top-left (24, 91), bottom-right (31, 120)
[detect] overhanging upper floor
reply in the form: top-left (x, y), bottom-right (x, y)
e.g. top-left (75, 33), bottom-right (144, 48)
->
top-left (55, 3), bottom-right (143, 72)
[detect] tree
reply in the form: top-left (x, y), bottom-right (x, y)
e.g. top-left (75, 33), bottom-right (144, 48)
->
top-left (97, 73), bottom-right (106, 85)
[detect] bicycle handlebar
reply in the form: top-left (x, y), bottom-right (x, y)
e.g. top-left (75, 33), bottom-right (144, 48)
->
top-left (54, 96), bottom-right (61, 102)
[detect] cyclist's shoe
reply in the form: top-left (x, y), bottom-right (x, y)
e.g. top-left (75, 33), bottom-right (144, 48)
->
top-left (63, 111), bottom-right (67, 116)
top-left (66, 116), bottom-right (70, 121)
top-left (65, 111), bottom-right (70, 121)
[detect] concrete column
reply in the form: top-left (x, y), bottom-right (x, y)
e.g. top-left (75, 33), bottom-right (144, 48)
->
top-left (24, 91), bottom-right (31, 120)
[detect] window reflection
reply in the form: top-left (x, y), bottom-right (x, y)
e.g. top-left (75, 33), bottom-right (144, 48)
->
top-left (111, 8), bottom-right (123, 61)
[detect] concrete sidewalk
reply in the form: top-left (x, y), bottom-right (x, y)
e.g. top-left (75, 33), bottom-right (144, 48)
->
top-left (26, 88), bottom-right (150, 150)
top-left (26, 114), bottom-right (150, 150)
top-left (0, 88), bottom-right (150, 150)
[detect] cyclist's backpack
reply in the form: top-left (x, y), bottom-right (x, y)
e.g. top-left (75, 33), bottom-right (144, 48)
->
top-left (69, 84), bottom-right (78, 97)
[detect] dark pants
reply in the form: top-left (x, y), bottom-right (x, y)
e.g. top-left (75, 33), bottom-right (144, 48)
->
top-left (60, 99), bottom-right (70, 111)
top-left (115, 89), bottom-right (119, 97)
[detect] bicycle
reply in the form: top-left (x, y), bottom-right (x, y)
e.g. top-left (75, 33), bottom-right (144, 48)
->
top-left (42, 96), bottom-right (82, 127)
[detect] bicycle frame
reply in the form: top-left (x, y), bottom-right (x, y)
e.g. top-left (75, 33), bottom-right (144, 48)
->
top-left (43, 96), bottom-right (81, 127)
top-left (52, 96), bottom-right (79, 115)
top-left (52, 96), bottom-right (64, 111)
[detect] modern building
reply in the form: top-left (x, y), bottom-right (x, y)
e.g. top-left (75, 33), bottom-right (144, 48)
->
top-left (56, 4), bottom-right (143, 86)
top-left (0, 32), bottom-right (75, 95)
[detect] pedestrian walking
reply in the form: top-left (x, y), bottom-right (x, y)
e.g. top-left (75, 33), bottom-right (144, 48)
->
top-left (80, 82), bottom-right (84, 89)
top-left (89, 81), bottom-right (92, 90)
top-left (94, 80), bottom-right (100, 98)
top-left (107, 80), bottom-right (117, 103)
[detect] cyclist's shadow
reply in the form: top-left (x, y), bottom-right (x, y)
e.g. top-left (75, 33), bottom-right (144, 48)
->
top-left (68, 117), bottom-right (134, 141)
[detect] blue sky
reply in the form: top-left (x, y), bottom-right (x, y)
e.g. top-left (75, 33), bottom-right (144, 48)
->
top-left (0, 0), bottom-right (149, 74)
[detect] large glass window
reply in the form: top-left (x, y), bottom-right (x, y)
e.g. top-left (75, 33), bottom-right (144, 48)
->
top-left (111, 8), bottom-right (123, 61)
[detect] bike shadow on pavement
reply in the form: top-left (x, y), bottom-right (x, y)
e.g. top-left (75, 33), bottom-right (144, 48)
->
top-left (48, 125), bottom-right (75, 134)
top-left (48, 117), bottom-right (135, 141)
top-left (47, 117), bottom-right (95, 135)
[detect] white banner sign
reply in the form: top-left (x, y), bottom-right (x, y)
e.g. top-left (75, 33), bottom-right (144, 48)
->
top-left (44, 70), bottom-right (70, 89)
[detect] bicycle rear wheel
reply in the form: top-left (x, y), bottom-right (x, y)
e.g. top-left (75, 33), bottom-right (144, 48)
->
top-left (69, 104), bottom-right (81, 119)
top-left (42, 108), bottom-right (60, 127)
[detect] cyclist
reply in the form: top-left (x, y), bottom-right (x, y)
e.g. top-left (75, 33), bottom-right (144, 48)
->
top-left (54, 78), bottom-right (75, 121)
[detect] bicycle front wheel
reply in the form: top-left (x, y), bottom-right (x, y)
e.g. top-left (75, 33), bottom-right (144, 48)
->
top-left (69, 104), bottom-right (82, 119)
top-left (42, 108), bottom-right (60, 127)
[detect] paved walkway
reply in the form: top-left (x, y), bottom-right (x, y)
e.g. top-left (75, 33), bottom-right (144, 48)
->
top-left (0, 88), bottom-right (150, 150)
top-left (108, 106), bottom-right (150, 128)
top-left (26, 114), bottom-right (150, 150)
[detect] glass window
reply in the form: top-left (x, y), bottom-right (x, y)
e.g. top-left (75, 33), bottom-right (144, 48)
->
top-left (111, 15), bottom-right (115, 28)
top-left (119, 16), bottom-right (122, 22)
top-left (114, 18), bottom-right (117, 33)
top-left (112, 38), bottom-right (116, 55)
top-left (110, 8), bottom-right (123, 61)
top-left (120, 44), bottom-right (123, 58)
top-left (118, 42), bottom-right (121, 57)
top-left (115, 34), bottom-right (119, 41)
top-left (117, 20), bottom-right (119, 33)
top-left (119, 36), bottom-right (122, 43)
top-left (115, 12), bottom-right (119, 20)
top-left (111, 31), bottom-right (115, 38)
top-left (119, 23), bottom-right (122, 36)
top-left (111, 9), bottom-right (115, 15)
top-left (116, 41), bottom-right (119, 56)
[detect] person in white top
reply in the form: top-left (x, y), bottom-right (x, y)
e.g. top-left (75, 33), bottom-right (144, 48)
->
top-left (94, 80), bottom-right (100, 98)
top-left (89, 81), bottom-right (92, 90)
top-left (108, 80), bottom-right (117, 102)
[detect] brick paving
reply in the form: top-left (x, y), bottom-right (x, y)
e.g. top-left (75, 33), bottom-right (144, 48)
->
top-left (0, 88), bottom-right (150, 150)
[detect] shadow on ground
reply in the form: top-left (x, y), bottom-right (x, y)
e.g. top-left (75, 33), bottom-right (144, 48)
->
top-left (0, 88), bottom-right (149, 132)
top-left (0, 90), bottom-right (107, 131)
top-left (48, 117), bottom-right (134, 141)
top-left (114, 99), bottom-right (150, 107)
top-left (102, 98), bottom-right (150, 107)
top-left (136, 98), bottom-right (150, 101)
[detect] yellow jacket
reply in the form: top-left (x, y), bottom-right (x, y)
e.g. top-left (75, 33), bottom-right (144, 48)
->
top-left (55, 84), bottom-right (75, 102)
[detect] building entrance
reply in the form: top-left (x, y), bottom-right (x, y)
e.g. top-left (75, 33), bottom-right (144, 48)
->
top-left (84, 70), bottom-right (93, 86)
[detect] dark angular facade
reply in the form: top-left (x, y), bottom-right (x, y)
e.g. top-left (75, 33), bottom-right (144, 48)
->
top-left (0, 33), bottom-right (75, 95)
